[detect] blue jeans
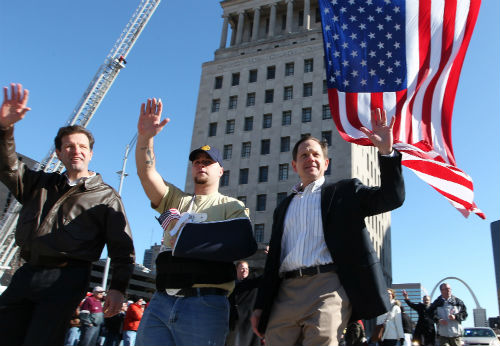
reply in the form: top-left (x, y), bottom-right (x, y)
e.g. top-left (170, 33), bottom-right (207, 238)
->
top-left (136, 291), bottom-right (229, 346)
top-left (64, 327), bottom-right (81, 346)
top-left (123, 330), bottom-right (137, 346)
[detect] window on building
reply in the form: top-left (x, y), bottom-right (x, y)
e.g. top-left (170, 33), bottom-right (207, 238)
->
top-left (258, 166), bottom-right (269, 182)
top-left (301, 133), bottom-right (311, 138)
top-left (256, 194), bottom-right (267, 211)
top-left (279, 164), bottom-right (289, 181)
top-left (302, 107), bottom-right (312, 122)
top-left (285, 62), bottom-right (294, 76)
top-left (315, 7), bottom-right (321, 23)
top-left (282, 111), bottom-right (292, 125)
top-left (265, 89), bottom-right (274, 103)
top-left (229, 95), bottom-right (238, 109)
top-left (304, 58), bottom-right (314, 73)
top-left (223, 144), bottom-right (232, 160)
top-left (226, 119), bottom-right (235, 134)
top-left (241, 142), bottom-right (251, 158)
top-left (263, 114), bottom-right (272, 129)
top-left (239, 168), bottom-right (249, 184)
top-left (303, 82), bottom-right (313, 97)
top-left (298, 10), bottom-right (304, 27)
top-left (208, 122), bottom-right (217, 137)
top-left (322, 131), bottom-right (332, 146)
top-left (238, 196), bottom-right (247, 205)
top-left (211, 99), bottom-right (220, 112)
top-left (277, 192), bottom-right (288, 206)
top-left (244, 117), bottom-right (253, 131)
top-left (220, 171), bottom-right (230, 186)
top-left (261, 139), bottom-right (270, 155)
top-left (280, 137), bottom-right (290, 152)
top-left (325, 158), bottom-right (332, 175)
top-left (322, 104), bottom-right (331, 119)
top-left (281, 14), bottom-right (286, 30)
top-left (249, 69), bottom-right (258, 83)
top-left (214, 76), bottom-right (223, 89)
top-left (323, 79), bottom-right (328, 94)
top-left (267, 66), bottom-right (276, 79)
top-left (232, 72), bottom-right (240, 86)
top-left (246, 92), bottom-right (255, 107)
top-left (284, 86), bottom-right (293, 100)
top-left (254, 224), bottom-right (265, 242)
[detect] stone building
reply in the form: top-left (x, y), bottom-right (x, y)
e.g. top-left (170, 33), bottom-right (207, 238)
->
top-left (186, 0), bottom-right (393, 283)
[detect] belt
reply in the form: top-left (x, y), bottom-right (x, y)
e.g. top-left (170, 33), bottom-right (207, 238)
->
top-left (281, 263), bottom-right (338, 279)
top-left (175, 287), bottom-right (228, 297)
top-left (30, 256), bottom-right (91, 268)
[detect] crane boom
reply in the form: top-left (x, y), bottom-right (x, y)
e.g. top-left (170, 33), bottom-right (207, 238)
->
top-left (0, 0), bottom-right (161, 276)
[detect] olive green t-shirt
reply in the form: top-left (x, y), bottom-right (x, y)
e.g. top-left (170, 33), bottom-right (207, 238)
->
top-left (154, 182), bottom-right (250, 293)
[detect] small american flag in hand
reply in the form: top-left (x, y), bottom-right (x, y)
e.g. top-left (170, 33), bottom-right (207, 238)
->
top-left (156, 208), bottom-right (181, 230)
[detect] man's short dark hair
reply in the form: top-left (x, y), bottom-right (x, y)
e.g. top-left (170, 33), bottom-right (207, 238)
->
top-left (292, 135), bottom-right (328, 161)
top-left (439, 283), bottom-right (449, 290)
top-left (54, 125), bottom-right (95, 150)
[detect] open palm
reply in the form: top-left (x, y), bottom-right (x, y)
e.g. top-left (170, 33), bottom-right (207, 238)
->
top-left (1, 84), bottom-right (31, 128)
top-left (137, 98), bottom-right (169, 138)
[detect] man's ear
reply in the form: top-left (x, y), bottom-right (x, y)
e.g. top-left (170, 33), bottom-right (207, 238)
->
top-left (219, 166), bottom-right (224, 178)
top-left (55, 149), bottom-right (61, 160)
top-left (291, 160), bottom-right (297, 173)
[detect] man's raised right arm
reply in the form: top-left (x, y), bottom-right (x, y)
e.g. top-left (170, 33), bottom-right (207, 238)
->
top-left (135, 98), bottom-right (169, 208)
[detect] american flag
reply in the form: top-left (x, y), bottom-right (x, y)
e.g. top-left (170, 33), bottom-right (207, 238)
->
top-left (156, 208), bottom-right (181, 230)
top-left (319, 0), bottom-right (484, 218)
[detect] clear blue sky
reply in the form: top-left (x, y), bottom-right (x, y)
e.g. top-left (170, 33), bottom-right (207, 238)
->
top-left (1, 0), bottom-right (498, 320)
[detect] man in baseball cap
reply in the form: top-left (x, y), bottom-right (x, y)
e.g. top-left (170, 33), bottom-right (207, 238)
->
top-left (135, 98), bottom-right (253, 346)
top-left (188, 145), bottom-right (223, 167)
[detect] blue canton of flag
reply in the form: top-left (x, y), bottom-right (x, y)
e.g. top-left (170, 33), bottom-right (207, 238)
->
top-left (321, 0), bottom-right (407, 93)
top-left (156, 208), bottom-right (181, 231)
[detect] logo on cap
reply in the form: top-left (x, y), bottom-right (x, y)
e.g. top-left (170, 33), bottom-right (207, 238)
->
top-left (201, 145), bottom-right (211, 151)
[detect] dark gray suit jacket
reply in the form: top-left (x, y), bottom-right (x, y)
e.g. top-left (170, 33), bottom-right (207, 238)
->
top-left (254, 152), bottom-right (405, 334)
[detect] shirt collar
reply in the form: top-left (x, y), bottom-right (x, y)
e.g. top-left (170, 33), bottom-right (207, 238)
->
top-left (65, 171), bottom-right (97, 186)
top-left (292, 176), bottom-right (325, 194)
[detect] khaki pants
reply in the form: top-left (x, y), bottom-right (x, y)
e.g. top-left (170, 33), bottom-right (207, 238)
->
top-left (439, 335), bottom-right (461, 346)
top-left (265, 271), bottom-right (351, 346)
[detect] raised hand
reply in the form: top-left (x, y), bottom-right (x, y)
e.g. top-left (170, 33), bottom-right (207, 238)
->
top-left (1, 83), bottom-right (31, 129)
top-left (359, 108), bottom-right (395, 155)
top-left (137, 98), bottom-right (169, 138)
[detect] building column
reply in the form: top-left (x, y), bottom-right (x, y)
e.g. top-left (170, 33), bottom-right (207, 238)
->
top-left (268, 3), bottom-right (276, 37)
top-left (219, 15), bottom-right (229, 49)
top-left (304, 0), bottom-right (311, 30)
top-left (286, 0), bottom-right (294, 34)
top-left (252, 7), bottom-right (261, 41)
top-left (235, 11), bottom-right (245, 45)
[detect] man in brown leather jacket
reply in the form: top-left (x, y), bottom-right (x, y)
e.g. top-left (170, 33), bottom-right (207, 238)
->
top-left (0, 83), bottom-right (135, 346)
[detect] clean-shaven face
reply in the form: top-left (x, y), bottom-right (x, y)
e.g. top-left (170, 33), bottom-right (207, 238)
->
top-left (292, 139), bottom-right (329, 187)
top-left (56, 133), bottom-right (93, 175)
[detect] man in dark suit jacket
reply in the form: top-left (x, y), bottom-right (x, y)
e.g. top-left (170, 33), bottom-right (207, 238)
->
top-left (251, 109), bottom-right (405, 346)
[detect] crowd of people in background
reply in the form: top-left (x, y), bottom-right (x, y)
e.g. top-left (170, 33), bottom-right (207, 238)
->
top-left (63, 288), bottom-right (147, 346)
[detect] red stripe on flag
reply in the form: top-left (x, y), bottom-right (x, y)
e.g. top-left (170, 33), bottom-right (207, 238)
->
top-left (441, 0), bottom-right (482, 166)
top-left (401, 158), bottom-right (474, 189)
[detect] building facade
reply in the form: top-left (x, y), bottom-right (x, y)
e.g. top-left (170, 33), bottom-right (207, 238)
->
top-left (491, 220), bottom-right (500, 316)
top-left (186, 0), bottom-right (393, 283)
top-left (143, 243), bottom-right (161, 272)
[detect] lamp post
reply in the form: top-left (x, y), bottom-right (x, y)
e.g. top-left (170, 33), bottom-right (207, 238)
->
top-left (101, 133), bottom-right (138, 288)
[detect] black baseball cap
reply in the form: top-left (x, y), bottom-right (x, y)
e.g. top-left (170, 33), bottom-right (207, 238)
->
top-left (189, 145), bottom-right (223, 167)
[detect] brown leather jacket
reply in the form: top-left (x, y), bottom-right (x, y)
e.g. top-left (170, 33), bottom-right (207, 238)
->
top-left (0, 127), bottom-right (135, 293)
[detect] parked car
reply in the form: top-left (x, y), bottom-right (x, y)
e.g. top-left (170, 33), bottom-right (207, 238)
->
top-left (463, 327), bottom-right (500, 346)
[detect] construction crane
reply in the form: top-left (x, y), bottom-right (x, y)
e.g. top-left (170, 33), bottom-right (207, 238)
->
top-left (0, 0), bottom-right (161, 277)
